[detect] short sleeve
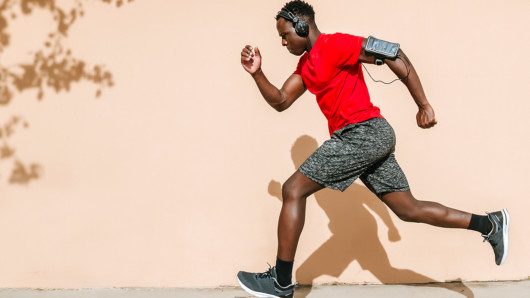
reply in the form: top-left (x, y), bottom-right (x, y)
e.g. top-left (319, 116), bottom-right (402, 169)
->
top-left (324, 33), bottom-right (364, 67)
top-left (294, 53), bottom-right (308, 75)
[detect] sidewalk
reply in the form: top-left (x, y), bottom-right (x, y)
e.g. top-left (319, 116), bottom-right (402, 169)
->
top-left (0, 280), bottom-right (528, 298)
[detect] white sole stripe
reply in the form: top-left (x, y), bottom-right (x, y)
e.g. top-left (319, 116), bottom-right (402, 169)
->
top-left (238, 278), bottom-right (280, 298)
top-left (500, 208), bottom-right (509, 265)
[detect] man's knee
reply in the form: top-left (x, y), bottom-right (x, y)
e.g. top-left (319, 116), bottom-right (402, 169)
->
top-left (396, 208), bottom-right (420, 222)
top-left (282, 179), bottom-right (297, 201)
top-left (383, 191), bottom-right (423, 222)
top-left (282, 177), bottom-right (305, 202)
top-left (393, 200), bottom-right (424, 222)
top-left (281, 171), bottom-right (323, 203)
top-left (393, 201), bottom-right (446, 223)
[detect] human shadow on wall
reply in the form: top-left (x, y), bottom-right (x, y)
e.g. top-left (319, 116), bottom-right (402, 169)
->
top-left (0, 0), bottom-right (132, 185)
top-left (268, 135), bottom-right (474, 298)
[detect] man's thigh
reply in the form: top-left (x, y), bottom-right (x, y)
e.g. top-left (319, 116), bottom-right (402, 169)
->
top-left (360, 153), bottom-right (410, 198)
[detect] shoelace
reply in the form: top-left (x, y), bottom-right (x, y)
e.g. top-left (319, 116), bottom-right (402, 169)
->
top-left (482, 212), bottom-right (499, 243)
top-left (256, 264), bottom-right (274, 279)
top-left (256, 264), bottom-right (300, 289)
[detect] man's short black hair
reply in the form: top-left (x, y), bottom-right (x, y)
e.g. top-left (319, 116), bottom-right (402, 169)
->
top-left (276, 0), bottom-right (315, 24)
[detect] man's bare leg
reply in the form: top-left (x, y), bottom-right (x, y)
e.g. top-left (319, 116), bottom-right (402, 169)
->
top-left (277, 170), bottom-right (324, 261)
top-left (380, 190), bottom-right (471, 228)
top-left (274, 170), bottom-right (324, 287)
top-left (381, 190), bottom-right (509, 265)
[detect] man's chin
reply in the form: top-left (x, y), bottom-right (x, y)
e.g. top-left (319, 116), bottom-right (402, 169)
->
top-left (291, 50), bottom-right (305, 56)
top-left (287, 48), bottom-right (304, 56)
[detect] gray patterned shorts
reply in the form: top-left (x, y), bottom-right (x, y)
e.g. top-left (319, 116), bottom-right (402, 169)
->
top-left (299, 117), bottom-right (410, 197)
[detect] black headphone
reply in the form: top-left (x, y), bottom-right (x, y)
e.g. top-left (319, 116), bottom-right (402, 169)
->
top-left (276, 8), bottom-right (309, 38)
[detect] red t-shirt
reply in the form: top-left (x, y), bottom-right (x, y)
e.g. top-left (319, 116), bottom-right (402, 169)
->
top-left (294, 33), bottom-right (383, 135)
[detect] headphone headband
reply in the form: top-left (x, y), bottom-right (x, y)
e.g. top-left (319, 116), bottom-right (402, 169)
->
top-left (276, 8), bottom-right (309, 38)
top-left (277, 9), bottom-right (296, 22)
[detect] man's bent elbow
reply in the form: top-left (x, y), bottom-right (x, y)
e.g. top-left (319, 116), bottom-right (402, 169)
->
top-left (273, 103), bottom-right (288, 112)
top-left (272, 97), bottom-right (289, 112)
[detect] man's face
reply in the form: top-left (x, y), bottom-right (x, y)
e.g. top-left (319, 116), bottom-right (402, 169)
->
top-left (276, 18), bottom-right (307, 56)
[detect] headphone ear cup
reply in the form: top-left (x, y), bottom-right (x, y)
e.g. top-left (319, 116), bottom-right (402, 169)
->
top-left (295, 20), bottom-right (309, 37)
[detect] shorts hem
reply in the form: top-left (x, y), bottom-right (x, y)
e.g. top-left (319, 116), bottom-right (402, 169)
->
top-left (298, 168), bottom-right (352, 192)
top-left (374, 187), bottom-right (411, 199)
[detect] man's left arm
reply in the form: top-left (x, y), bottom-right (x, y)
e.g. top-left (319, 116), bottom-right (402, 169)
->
top-left (358, 38), bottom-right (437, 129)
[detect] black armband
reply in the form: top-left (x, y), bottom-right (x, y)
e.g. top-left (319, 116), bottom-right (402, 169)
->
top-left (364, 36), bottom-right (400, 66)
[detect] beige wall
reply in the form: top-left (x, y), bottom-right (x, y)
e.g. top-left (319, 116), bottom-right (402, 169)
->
top-left (0, 0), bottom-right (529, 288)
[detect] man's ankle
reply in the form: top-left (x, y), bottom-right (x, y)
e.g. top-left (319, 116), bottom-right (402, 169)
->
top-left (467, 214), bottom-right (493, 235)
top-left (275, 257), bottom-right (294, 287)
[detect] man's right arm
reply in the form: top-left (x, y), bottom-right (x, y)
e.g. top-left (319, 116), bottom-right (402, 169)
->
top-left (241, 45), bottom-right (306, 112)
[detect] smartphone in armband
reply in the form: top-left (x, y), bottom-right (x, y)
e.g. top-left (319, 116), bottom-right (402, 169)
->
top-left (364, 36), bottom-right (400, 65)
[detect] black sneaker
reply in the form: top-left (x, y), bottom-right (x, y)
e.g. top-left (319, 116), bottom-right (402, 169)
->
top-left (237, 265), bottom-right (296, 298)
top-left (483, 209), bottom-right (510, 265)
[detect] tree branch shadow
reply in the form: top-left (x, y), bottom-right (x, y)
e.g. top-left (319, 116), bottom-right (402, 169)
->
top-left (0, 0), bottom-right (132, 185)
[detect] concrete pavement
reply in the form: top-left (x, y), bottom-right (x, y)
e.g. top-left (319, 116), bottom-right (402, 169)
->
top-left (0, 280), bottom-right (528, 298)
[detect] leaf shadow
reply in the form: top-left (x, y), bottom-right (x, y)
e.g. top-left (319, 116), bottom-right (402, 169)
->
top-left (0, 0), bottom-right (132, 185)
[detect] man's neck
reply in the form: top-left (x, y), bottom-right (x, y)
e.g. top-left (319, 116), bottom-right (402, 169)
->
top-left (306, 28), bottom-right (321, 52)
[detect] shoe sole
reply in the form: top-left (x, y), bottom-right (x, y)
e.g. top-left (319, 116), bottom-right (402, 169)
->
top-left (499, 208), bottom-right (509, 265)
top-left (238, 278), bottom-right (288, 298)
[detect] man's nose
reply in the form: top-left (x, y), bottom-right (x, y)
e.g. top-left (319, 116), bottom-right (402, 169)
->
top-left (282, 39), bottom-right (287, 46)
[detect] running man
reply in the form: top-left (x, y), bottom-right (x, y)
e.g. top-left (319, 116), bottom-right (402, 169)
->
top-left (237, 1), bottom-right (509, 297)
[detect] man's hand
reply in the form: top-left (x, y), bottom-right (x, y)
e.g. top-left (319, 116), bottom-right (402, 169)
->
top-left (241, 45), bottom-right (261, 75)
top-left (416, 104), bottom-right (437, 129)
top-left (240, 45), bottom-right (305, 112)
